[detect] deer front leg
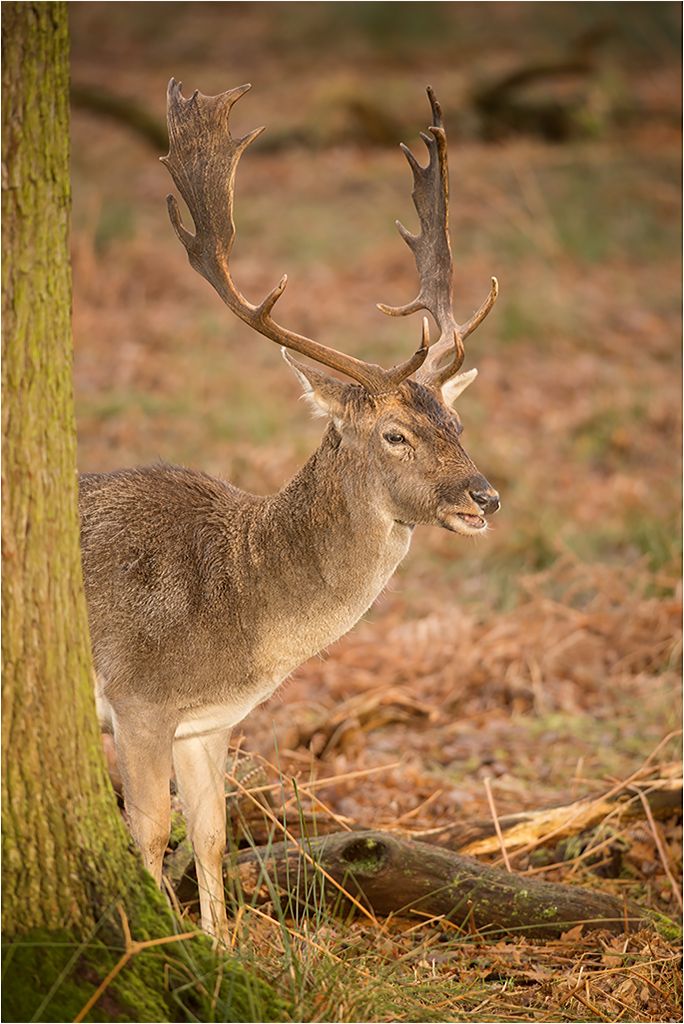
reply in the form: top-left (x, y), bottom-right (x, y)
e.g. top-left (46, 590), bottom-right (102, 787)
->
top-left (172, 729), bottom-right (230, 943)
top-left (113, 706), bottom-right (176, 884)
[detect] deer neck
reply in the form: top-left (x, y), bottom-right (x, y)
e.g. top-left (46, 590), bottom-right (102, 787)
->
top-left (270, 422), bottom-right (411, 574)
top-left (250, 424), bottom-right (412, 672)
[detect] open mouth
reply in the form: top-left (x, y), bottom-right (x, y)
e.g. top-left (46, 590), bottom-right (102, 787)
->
top-left (438, 510), bottom-right (488, 535)
top-left (456, 513), bottom-right (486, 530)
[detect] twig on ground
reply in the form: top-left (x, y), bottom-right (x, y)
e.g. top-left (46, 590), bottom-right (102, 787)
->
top-left (484, 776), bottom-right (512, 872)
top-left (73, 905), bottom-right (197, 1024)
top-left (636, 787), bottom-right (683, 912)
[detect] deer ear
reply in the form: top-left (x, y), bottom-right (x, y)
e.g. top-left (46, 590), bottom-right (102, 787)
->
top-left (441, 367), bottom-right (478, 408)
top-left (282, 349), bottom-right (348, 421)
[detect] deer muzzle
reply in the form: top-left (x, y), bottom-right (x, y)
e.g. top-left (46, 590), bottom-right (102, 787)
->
top-left (436, 473), bottom-right (500, 535)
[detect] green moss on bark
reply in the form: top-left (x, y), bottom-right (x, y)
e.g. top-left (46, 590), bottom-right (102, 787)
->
top-left (2, 923), bottom-right (287, 1023)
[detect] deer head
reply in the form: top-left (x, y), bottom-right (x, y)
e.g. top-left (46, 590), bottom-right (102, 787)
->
top-left (162, 81), bottom-right (500, 535)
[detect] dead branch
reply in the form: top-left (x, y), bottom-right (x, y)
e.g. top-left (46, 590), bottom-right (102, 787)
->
top-left (429, 766), bottom-right (682, 856)
top-left (472, 60), bottom-right (596, 142)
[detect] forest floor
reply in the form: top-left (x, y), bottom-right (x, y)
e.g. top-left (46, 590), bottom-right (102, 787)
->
top-left (71, 4), bottom-right (681, 1021)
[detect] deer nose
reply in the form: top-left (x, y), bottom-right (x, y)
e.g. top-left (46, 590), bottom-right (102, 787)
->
top-left (469, 485), bottom-right (500, 515)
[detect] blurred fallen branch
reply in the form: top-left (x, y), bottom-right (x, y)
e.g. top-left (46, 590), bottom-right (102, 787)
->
top-left (471, 25), bottom-right (612, 142)
top-left (473, 60), bottom-right (596, 142)
top-left (71, 83), bottom-right (167, 150)
top-left (153, 755), bottom-right (680, 866)
top-left (298, 685), bottom-right (436, 758)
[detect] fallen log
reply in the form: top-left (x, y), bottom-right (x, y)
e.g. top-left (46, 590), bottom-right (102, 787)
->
top-left (228, 830), bottom-right (647, 938)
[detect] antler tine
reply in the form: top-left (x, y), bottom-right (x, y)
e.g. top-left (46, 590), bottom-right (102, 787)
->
top-left (377, 86), bottom-right (498, 388)
top-left (161, 79), bottom-right (427, 394)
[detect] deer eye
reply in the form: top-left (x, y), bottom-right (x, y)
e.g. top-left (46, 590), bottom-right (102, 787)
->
top-left (384, 431), bottom-right (407, 445)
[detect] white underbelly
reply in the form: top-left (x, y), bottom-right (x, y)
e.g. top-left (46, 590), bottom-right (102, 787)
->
top-left (95, 674), bottom-right (278, 741)
top-left (174, 691), bottom-right (270, 739)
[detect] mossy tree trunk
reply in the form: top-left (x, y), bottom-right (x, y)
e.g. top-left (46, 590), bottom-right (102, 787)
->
top-left (2, 7), bottom-right (283, 1020)
top-left (1, 0), bottom-right (133, 939)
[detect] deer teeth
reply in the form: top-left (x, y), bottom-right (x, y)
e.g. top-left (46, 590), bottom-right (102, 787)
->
top-left (456, 513), bottom-right (485, 529)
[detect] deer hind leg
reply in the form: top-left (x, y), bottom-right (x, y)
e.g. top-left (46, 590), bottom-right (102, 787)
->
top-left (112, 706), bottom-right (176, 885)
top-left (172, 728), bottom-right (230, 943)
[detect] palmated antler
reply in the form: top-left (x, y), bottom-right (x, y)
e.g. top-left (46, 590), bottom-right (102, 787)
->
top-left (161, 79), bottom-right (427, 393)
top-left (378, 87), bottom-right (498, 388)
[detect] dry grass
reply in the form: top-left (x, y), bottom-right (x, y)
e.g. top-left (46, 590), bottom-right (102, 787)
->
top-left (71, 3), bottom-right (681, 1020)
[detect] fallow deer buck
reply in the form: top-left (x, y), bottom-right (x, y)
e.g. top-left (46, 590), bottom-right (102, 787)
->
top-left (80, 80), bottom-right (500, 942)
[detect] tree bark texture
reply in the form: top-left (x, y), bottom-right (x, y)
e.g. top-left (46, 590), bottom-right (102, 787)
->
top-left (231, 831), bottom-right (649, 939)
top-left (1, 0), bottom-right (133, 938)
top-left (0, 13), bottom-right (286, 1019)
